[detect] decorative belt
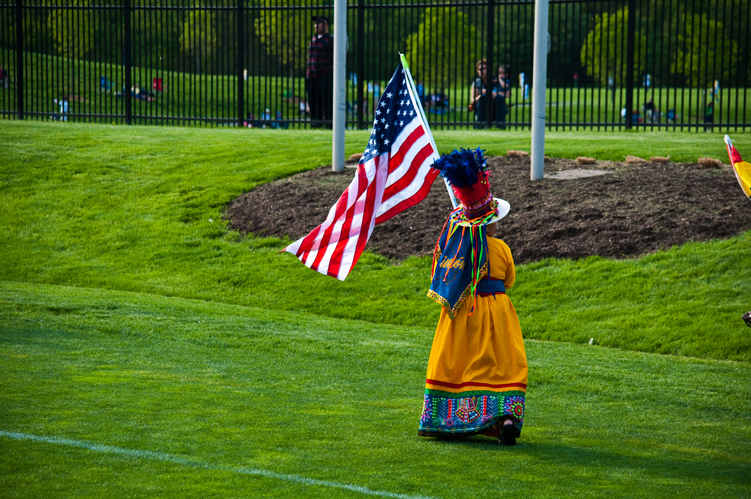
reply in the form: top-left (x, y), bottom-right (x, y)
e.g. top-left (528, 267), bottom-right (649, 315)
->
top-left (476, 277), bottom-right (505, 296)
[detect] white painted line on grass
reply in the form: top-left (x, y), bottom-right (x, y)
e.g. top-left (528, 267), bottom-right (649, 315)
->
top-left (1, 431), bottom-right (437, 499)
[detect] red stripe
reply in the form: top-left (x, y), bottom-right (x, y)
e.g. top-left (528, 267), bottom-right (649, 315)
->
top-left (308, 164), bottom-right (370, 270)
top-left (326, 157), bottom-right (379, 276)
top-left (376, 167), bottom-right (438, 224)
top-left (382, 141), bottom-right (434, 204)
top-left (293, 222), bottom-right (322, 257)
top-left (426, 379), bottom-right (527, 390)
top-left (728, 143), bottom-right (743, 164)
top-left (349, 158), bottom-right (385, 273)
top-left (387, 126), bottom-right (424, 175)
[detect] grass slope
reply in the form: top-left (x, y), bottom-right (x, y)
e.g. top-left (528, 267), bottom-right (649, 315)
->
top-left (1, 121), bottom-right (750, 361)
top-left (1, 281), bottom-right (750, 498)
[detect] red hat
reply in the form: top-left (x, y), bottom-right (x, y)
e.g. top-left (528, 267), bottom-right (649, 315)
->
top-left (432, 148), bottom-right (504, 222)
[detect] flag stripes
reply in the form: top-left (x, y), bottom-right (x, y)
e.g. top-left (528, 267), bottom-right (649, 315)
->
top-left (284, 63), bottom-right (439, 280)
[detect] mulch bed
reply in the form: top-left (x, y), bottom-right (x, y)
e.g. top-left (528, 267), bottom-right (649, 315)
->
top-left (224, 156), bottom-right (750, 265)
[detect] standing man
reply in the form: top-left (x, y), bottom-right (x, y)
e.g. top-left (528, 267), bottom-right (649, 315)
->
top-left (306, 15), bottom-right (334, 128)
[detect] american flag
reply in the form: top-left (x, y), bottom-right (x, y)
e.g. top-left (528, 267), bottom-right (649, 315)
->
top-left (284, 62), bottom-right (440, 280)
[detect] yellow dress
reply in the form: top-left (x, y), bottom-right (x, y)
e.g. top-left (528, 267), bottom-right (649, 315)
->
top-left (418, 237), bottom-right (528, 437)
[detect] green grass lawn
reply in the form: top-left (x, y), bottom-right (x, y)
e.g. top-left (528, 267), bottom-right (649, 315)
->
top-left (1, 121), bottom-right (750, 361)
top-left (1, 121), bottom-right (750, 496)
top-left (1, 281), bottom-right (750, 498)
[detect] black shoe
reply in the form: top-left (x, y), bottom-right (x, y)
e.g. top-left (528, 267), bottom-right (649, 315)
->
top-left (499, 422), bottom-right (516, 446)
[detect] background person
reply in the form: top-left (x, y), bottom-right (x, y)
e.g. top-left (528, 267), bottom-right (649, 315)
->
top-left (644, 97), bottom-right (658, 124)
top-left (470, 60), bottom-right (503, 129)
top-left (306, 15), bottom-right (334, 128)
top-left (495, 65), bottom-right (511, 129)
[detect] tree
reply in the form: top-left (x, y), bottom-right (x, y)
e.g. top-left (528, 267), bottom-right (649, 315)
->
top-left (48, 0), bottom-right (94, 60)
top-left (47, 0), bottom-right (95, 98)
top-left (254, 0), bottom-right (325, 77)
top-left (579, 6), bottom-right (647, 86)
top-left (405, 7), bottom-right (479, 92)
top-left (180, 8), bottom-right (218, 75)
top-left (672, 14), bottom-right (740, 87)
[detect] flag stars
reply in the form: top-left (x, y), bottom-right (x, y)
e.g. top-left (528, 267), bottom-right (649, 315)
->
top-left (384, 124), bottom-right (390, 129)
top-left (400, 120), bottom-right (404, 126)
top-left (384, 138), bottom-right (390, 145)
top-left (386, 92), bottom-right (393, 98)
top-left (376, 109), bottom-right (381, 116)
top-left (381, 118), bottom-right (386, 123)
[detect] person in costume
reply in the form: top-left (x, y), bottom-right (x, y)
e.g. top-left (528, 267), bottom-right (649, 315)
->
top-left (418, 148), bottom-right (527, 446)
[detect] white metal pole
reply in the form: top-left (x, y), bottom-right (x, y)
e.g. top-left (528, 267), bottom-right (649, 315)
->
top-left (331, 0), bottom-right (347, 172)
top-left (530, 0), bottom-right (549, 180)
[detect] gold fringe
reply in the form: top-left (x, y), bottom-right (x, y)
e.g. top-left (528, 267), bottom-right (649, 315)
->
top-left (426, 261), bottom-right (488, 319)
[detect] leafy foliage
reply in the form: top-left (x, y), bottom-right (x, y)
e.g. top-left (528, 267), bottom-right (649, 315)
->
top-left (405, 7), bottom-right (479, 92)
top-left (254, 0), bottom-right (324, 77)
top-left (579, 7), bottom-right (647, 87)
top-left (47, 0), bottom-right (94, 60)
top-left (671, 14), bottom-right (740, 87)
top-left (179, 8), bottom-right (218, 75)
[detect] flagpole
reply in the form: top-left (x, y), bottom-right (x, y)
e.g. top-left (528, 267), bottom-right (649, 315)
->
top-left (530, 0), bottom-right (549, 180)
top-left (332, 0), bottom-right (347, 172)
top-left (399, 53), bottom-right (458, 208)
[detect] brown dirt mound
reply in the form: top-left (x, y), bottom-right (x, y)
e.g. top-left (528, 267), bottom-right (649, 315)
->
top-left (224, 156), bottom-right (750, 265)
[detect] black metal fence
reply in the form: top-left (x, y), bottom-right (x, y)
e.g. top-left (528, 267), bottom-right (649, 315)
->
top-left (1, 0), bottom-right (749, 130)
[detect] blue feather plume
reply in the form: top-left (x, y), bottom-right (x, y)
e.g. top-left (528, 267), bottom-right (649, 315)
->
top-left (431, 147), bottom-right (488, 188)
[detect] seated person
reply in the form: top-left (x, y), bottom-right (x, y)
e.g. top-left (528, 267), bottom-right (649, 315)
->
top-left (471, 60), bottom-right (504, 128)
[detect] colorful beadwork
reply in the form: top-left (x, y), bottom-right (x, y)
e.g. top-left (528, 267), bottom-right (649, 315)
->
top-left (418, 391), bottom-right (525, 436)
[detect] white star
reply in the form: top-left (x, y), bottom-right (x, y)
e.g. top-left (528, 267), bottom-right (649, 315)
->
top-left (409, 110), bottom-right (414, 116)
top-left (400, 100), bottom-right (404, 106)
top-left (376, 109), bottom-right (381, 116)
top-left (402, 79), bottom-right (406, 84)
top-left (380, 101), bottom-right (386, 107)
top-left (381, 118), bottom-right (386, 124)
top-left (381, 133), bottom-right (384, 138)
top-left (396, 110), bottom-right (401, 116)
top-left (384, 124), bottom-right (389, 129)
top-left (400, 120), bottom-right (404, 126)
top-left (386, 108), bottom-right (391, 113)
top-left (384, 138), bottom-right (390, 145)
top-left (386, 92), bottom-right (393, 98)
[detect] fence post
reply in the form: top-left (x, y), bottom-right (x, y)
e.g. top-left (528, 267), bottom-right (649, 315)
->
top-left (356, 0), bottom-right (364, 130)
top-left (237, 0), bottom-right (245, 127)
top-left (624, 0), bottom-right (636, 130)
top-left (485, 0), bottom-right (494, 129)
top-left (123, 0), bottom-right (132, 125)
top-left (15, 0), bottom-right (23, 120)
